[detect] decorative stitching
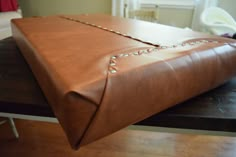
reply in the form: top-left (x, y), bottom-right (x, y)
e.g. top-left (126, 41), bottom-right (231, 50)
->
top-left (108, 40), bottom-right (219, 74)
top-left (60, 16), bottom-right (219, 74)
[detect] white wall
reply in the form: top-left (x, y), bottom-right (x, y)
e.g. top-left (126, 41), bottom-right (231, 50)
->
top-left (218, 0), bottom-right (236, 19)
top-left (140, 0), bottom-right (195, 28)
top-left (157, 8), bottom-right (194, 28)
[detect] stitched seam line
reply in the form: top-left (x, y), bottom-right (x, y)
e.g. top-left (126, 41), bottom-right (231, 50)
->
top-left (108, 40), bottom-right (219, 74)
top-left (60, 16), bottom-right (219, 74)
top-left (60, 15), bottom-right (160, 47)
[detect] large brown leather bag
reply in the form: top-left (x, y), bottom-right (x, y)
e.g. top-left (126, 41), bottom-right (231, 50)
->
top-left (11, 14), bottom-right (236, 149)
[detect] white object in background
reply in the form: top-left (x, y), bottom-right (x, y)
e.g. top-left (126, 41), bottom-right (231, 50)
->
top-left (112, 0), bottom-right (140, 18)
top-left (201, 7), bottom-right (236, 36)
top-left (128, 0), bottom-right (140, 11)
top-left (0, 10), bottom-right (22, 40)
top-left (192, 0), bottom-right (218, 31)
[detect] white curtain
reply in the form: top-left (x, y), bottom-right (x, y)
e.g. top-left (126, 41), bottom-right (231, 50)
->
top-left (192, 0), bottom-right (218, 31)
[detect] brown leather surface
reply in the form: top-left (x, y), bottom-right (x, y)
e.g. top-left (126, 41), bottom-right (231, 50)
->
top-left (11, 14), bottom-right (236, 149)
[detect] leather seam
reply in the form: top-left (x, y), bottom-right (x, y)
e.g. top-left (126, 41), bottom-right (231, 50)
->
top-left (60, 15), bottom-right (160, 47)
top-left (108, 39), bottom-right (220, 74)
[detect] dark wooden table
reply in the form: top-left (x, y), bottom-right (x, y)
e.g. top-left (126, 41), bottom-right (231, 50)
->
top-left (1, 37), bottom-right (236, 132)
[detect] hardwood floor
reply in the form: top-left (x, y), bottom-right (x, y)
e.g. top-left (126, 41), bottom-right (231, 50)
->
top-left (0, 119), bottom-right (236, 157)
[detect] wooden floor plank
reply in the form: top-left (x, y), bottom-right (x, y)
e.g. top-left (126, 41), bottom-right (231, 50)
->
top-left (0, 119), bottom-right (236, 157)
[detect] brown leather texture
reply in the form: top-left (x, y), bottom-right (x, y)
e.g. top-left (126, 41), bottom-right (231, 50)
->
top-left (11, 14), bottom-right (236, 149)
